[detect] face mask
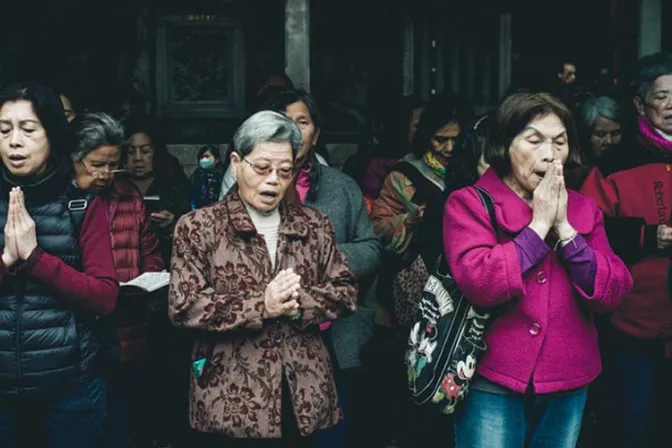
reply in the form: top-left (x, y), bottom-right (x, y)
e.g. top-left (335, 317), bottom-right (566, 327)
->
top-left (199, 158), bottom-right (215, 170)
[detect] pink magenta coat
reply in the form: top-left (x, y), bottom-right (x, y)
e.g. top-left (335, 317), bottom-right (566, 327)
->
top-left (443, 168), bottom-right (633, 394)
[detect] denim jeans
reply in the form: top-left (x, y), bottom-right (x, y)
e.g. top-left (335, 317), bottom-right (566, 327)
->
top-left (0, 376), bottom-right (107, 448)
top-left (454, 386), bottom-right (587, 448)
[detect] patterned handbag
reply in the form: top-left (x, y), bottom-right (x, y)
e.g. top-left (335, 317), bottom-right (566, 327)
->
top-left (405, 187), bottom-right (498, 415)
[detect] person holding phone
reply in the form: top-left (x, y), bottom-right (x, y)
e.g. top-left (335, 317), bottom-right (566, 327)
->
top-left (122, 119), bottom-right (190, 447)
top-left (123, 119), bottom-right (189, 265)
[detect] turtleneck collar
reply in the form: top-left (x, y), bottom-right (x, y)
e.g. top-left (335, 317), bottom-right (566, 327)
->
top-left (637, 115), bottom-right (672, 153)
top-left (2, 158), bottom-right (71, 206)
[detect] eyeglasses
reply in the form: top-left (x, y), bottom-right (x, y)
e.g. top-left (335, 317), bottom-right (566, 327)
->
top-left (242, 158), bottom-right (294, 180)
top-left (79, 161), bottom-right (126, 178)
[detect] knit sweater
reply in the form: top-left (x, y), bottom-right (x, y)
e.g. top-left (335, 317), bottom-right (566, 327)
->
top-left (302, 158), bottom-right (382, 369)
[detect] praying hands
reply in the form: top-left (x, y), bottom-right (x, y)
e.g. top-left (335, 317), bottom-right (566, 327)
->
top-left (2, 187), bottom-right (38, 268)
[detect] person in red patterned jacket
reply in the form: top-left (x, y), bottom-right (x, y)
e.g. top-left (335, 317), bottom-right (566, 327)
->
top-left (580, 52), bottom-right (672, 447)
top-left (70, 112), bottom-right (164, 448)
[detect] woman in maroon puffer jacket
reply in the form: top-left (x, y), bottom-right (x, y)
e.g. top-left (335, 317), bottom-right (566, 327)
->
top-left (70, 112), bottom-right (164, 448)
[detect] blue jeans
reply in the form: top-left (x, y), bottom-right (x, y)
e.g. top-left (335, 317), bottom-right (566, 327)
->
top-left (454, 386), bottom-right (587, 448)
top-left (0, 376), bottom-right (106, 448)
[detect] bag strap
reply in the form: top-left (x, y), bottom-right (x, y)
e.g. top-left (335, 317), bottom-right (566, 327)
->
top-left (432, 186), bottom-right (499, 273)
top-left (474, 186), bottom-right (497, 235)
top-left (392, 161), bottom-right (443, 205)
top-left (66, 187), bottom-right (96, 238)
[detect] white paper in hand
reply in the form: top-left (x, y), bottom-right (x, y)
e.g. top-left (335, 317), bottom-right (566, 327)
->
top-left (119, 272), bottom-right (170, 293)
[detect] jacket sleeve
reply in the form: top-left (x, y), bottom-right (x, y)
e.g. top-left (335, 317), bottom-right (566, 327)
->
top-left (292, 213), bottom-right (358, 330)
top-left (336, 179), bottom-right (381, 280)
top-left (580, 166), bottom-right (657, 263)
top-left (138, 197), bottom-right (164, 273)
top-left (25, 197), bottom-right (119, 316)
top-left (189, 172), bottom-right (199, 211)
top-left (168, 211), bottom-right (265, 332)
top-left (568, 205), bottom-right (633, 313)
top-left (371, 171), bottom-right (419, 253)
top-left (443, 188), bottom-right (525, 307)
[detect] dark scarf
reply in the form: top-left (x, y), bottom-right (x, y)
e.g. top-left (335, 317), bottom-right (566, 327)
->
top-left (1, 158), bottom-right (71, 206)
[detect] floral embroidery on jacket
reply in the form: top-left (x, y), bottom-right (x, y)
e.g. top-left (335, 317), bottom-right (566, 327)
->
top-left (168, 190), bottom-right (357, 438)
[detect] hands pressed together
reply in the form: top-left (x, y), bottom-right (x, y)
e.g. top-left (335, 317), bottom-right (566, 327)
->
top-left (2, 188), bottom-right (38, 268)
top-left (529, 160), bottom-right (576, 242)
top-left (262, 268), bottom-right (302, 319)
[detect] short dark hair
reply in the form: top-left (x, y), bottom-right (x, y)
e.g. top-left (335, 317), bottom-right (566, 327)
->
top-left (197, 144), bottom-right (220, 162)
top-left (485, 92), bottom-right (581, 177)
top-left (0, 83), bottom-right (69, 161)
top-left (411, 91), bottom-right (472, 158)
top-left (260, 88), bottom-right (323, 131)
top-left (444, 114), bottom-right (493, 192)
top-left (630, 52), bottom-right (672, 100)
top-left (556, 59), bottom-right (576, 75)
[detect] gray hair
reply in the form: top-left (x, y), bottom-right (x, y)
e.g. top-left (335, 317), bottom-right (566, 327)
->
top-left (70, 112), bottom-right (125, 163)
top-left (631, 52), bottom-right (672, 100)
top-left (579, 96), bottom-right (621, 131)
top-left (233, 110), bottom-right (302, 158)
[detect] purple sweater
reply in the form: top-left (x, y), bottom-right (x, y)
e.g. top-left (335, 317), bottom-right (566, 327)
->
top-left (514, 227), bottom-right (597, 295)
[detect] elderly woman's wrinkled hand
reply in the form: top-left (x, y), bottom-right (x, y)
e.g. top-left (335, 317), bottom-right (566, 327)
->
top-left (408, 205), bottom-right (426, 226)
top-left (263, 268), bottom-right (302, 319)
top-left (657, 224), bottom-right (672, 250)
top-left (150, 210), bottom-right (175, 228)
top-left (529, 166), bottom-right (560, 239)
top-left (552, 162), bottom-right (574, 236)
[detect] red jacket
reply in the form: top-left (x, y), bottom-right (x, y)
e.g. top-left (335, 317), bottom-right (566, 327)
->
top-left (580, 135), bottom-right (672, 340)
top-left (103, 180), bottom-right (164, 363)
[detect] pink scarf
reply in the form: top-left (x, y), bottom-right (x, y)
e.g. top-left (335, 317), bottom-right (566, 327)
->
top-left (638, 116), bottom-right (672, 153)
top-left (295, 161), bottom-right (312, 204)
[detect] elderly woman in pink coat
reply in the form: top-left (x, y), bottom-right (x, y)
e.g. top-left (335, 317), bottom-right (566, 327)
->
top-left (443, 92), bottom-right (632, 448)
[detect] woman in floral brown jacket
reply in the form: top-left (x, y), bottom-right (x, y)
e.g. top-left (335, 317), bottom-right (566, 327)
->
top-left (168, 110), bottom-right (357, 447)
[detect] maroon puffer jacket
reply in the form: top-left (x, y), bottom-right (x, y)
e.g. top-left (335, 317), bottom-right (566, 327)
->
top-left (103, 180), bottom-right (164, 363)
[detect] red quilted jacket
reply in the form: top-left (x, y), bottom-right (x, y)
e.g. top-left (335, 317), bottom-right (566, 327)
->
top-left (103, 180), bottom-right (164, 363)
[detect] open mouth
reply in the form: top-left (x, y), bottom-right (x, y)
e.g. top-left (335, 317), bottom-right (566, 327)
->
top-left (259, 191), bottom-right (279, 201)
top-left (8, 154), bottom-right (26, 162)
top-left (534, 170), bottom-right (547, 179)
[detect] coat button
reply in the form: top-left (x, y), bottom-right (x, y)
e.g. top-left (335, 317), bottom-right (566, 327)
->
top-left (536, 271), bottom-right (547, 284)
top-left (529, 323), bottom-right (541, 336)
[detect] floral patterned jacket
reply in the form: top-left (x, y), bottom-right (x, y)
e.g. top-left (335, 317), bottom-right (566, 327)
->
top-left (168, 190), bottom-right (358, 439)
